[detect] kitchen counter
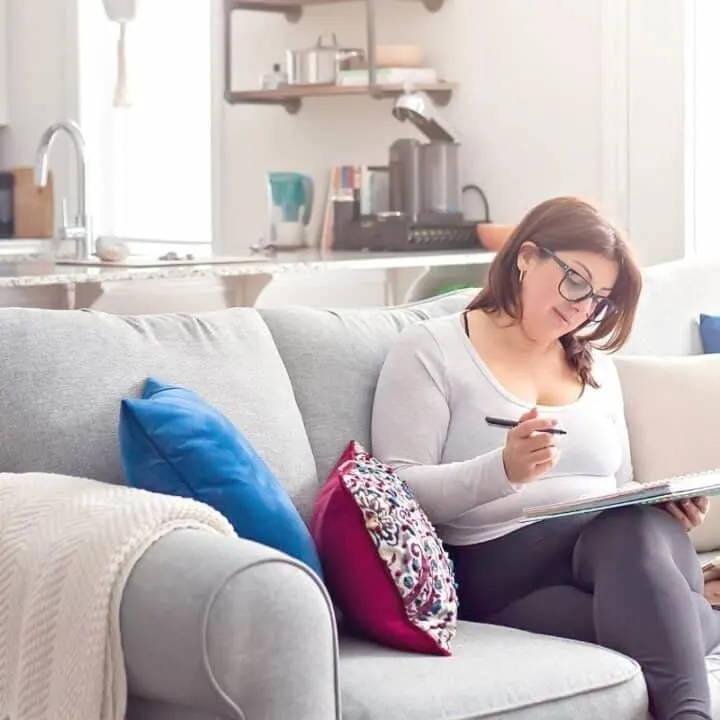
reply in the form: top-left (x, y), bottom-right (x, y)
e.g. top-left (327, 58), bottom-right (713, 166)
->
top-left (0, 248), bottom-right (495, 288)
top-left (0, 247), bottom-right (496, 311)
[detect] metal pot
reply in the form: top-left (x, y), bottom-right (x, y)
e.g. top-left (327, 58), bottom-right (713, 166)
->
top-left (285, 34), bottom-right (363, 85)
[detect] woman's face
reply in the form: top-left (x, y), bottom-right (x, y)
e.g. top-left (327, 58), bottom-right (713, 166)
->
top-left (516, 243), bottom-right (619, 343)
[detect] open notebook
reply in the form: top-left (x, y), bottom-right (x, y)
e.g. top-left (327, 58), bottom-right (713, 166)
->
top-left (522, 469), bottom-right (720, 521)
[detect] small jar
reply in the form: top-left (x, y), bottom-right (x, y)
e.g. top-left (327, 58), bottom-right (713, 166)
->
top-left (261, 63), bottom-right (288, 90)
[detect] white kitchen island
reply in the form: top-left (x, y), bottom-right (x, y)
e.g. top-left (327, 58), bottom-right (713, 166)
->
top-left (0, 248), bottom-right (496, 313)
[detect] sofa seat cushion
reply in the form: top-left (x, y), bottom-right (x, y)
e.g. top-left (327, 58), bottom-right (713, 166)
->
top-left (0, 308), bottom-right (318, 519)
top-left (259, 290), bottom-right (474, 483)
top-left (339, 621), bottom-right (647, 720)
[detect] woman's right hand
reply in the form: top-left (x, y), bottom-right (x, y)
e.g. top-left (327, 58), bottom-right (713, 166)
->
top-left (502, 407), bottom-right (560, 484)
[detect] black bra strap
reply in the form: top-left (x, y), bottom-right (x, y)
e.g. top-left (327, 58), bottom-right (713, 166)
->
top-left (462, 310), bottom-right (470, 337)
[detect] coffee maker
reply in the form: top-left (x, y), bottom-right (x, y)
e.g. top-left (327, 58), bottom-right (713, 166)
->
top-left (389, 90), bottom-right (463, 224)
top-left (388, 138), bottom-right (462, 223)
top-left (332, 91), bottom-right (486, 252)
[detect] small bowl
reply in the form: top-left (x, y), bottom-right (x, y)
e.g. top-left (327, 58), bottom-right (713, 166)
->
top-left (476, 224), bottom-right (516, 251)
top-left (375, 44), bottom-right (425, 68)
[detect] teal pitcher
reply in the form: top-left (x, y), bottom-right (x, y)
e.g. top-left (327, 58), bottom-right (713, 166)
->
top-left (266, 172), bottom-right (314, 249)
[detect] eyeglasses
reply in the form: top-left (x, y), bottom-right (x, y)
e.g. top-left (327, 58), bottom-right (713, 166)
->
top-left (537, 245), bottom-right (619, 323)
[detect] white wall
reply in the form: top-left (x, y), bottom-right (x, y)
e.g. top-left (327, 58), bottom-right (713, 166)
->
top-left (687, 0), bottom-right (720, 258)
top-left (221, 0), bottom-right (602, 251)
top-left (3, 0), bottom-right (79, 223)
top-left (627, 0), bottom-right (687, 265)
top-left (0, 0), bottom-right (9, 127)
top-left (220, 0), bottom-right (687, 267)
top-left (1, 0), bottom-right (687, 270)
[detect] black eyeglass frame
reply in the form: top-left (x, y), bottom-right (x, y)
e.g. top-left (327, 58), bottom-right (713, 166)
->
top-left (535, 244), bottom-right (619, 324)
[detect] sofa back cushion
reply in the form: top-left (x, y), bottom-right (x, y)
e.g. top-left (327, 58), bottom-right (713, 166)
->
top-left (259, 290), bottom-right (474, 483)
top-left (0, 307), bottom-right (319, 519)
top-left (614, 354), bottom-right (720, 552)
top-left (622, 258), bottom-right (720, 357)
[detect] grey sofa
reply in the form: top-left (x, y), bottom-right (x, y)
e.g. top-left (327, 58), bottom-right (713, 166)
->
top-left (1, 260), bottom-right (717, 720)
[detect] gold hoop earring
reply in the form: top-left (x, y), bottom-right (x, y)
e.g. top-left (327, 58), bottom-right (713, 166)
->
top-left (519, 270), bottom-right (526, 283)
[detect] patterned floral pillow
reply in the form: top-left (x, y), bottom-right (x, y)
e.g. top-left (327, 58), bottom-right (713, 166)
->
top-left (310, 440), bottom-right (458, 655)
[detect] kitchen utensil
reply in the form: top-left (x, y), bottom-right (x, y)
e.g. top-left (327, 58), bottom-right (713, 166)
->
top-left (286, 34), bottom-right (363, 85)
top-left (11, 167), bottom-right (54, 238)
top-left (261, 63), bottom-right (288, 90)
top-left (101, 0), bottom-right (136, 19)
top-left (101, 0), bottom-right (137, 107)
top-left (266, 172), bottom-right (314, 250)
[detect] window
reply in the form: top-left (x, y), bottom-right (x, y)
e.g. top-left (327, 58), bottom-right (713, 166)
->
top-left (78, 0), bottom-right (214, 255)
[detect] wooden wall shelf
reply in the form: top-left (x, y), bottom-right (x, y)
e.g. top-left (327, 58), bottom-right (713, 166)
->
top-left (224, 0), bottom-right (453, 113)
top-left (228, 0), bottom-right (443, 23)
top-left (226, 82), bottom-right (456, 114)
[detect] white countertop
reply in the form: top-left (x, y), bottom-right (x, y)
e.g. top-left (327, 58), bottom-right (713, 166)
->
top-left (0, 248), bottom-right (496, 288)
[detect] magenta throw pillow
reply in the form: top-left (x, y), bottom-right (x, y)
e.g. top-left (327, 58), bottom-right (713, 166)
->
top-left (310, 440), bottom-right (457, 656)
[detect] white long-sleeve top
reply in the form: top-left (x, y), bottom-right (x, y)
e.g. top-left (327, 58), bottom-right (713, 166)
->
top-left (371, 314), bottom-right (633, 546)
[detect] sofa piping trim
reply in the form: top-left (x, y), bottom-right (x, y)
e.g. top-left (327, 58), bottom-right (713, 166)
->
top-left (201, 556), bottom-right (341, 720)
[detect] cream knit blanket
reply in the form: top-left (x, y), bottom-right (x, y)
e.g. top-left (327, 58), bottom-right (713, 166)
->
top-left (0, 472), bottom-right (237, 720)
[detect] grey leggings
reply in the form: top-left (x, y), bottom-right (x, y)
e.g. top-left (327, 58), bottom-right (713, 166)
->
top-left (447, 505), bottom-right (720, 720)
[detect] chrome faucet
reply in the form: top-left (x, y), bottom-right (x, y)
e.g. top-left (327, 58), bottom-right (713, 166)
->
top-left (34, 119), bottom-right (92, 260)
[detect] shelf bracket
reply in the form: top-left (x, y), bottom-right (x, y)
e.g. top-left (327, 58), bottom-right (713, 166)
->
top-left (368, 86), bottom-right (453, 107)
top-left (225, 92), bottom-right (302, 114)
top-left (365, 0), bottom-right (381, 98)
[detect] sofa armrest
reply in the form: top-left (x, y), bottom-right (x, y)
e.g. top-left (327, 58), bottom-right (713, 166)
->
top-left (120, 529), bottom-right (340, 720)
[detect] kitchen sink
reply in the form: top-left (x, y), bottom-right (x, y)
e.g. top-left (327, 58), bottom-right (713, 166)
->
top-left (1, 236), bottom-right (267, 269)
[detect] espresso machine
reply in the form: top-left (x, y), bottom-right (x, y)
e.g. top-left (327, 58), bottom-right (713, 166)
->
top-left (332, 90), bottom-right (488, 252)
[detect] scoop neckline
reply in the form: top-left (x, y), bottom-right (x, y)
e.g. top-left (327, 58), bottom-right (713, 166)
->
top-left (455, 313), bottom-right (587, 412)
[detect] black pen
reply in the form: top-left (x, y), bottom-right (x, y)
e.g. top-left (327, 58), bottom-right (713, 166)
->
top-left (485, 416), bottom-right (567, 436)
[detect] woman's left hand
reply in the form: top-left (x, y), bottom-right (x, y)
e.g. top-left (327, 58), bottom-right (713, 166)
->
top-left (661, 496), bottom-right (709, 531)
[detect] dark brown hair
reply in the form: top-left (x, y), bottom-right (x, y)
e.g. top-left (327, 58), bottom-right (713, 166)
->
top-left (467, 196), bottom-right (642, 387)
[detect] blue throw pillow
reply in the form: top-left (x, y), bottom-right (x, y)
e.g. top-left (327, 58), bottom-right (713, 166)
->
top-left (699, 314), bottom-right (720, 354)
top-left (119, 377), bottom-right (322, 576)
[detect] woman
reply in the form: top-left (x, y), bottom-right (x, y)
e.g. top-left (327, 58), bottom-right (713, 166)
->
top-left (371, 196), bottom-right (718, 720)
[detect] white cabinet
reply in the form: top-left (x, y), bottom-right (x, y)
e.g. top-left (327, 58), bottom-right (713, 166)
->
top-left (0, 0), bottom-right (7, 125)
